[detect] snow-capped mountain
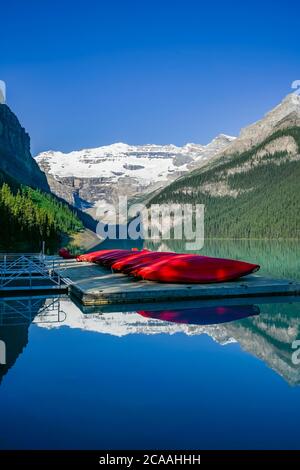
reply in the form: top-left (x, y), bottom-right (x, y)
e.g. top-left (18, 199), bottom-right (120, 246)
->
top-left (35, 134), bottom-right (235, 217)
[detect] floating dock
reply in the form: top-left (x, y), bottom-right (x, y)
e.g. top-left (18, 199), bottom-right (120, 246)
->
top-left (73, 294), bottom-right (300, 314)
top-left (54, 258), bottom-right (300, 306)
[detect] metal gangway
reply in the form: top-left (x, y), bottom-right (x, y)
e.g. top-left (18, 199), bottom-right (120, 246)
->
top-left (0, 253), bottom-right (68, 293)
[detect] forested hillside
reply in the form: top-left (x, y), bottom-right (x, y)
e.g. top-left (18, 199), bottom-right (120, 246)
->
top-left (151, 127), bottom-right (300, 239)
top-left (0, 170), bottom-right (83, 251)
top-left (0, 103), bottom-right (83, 251)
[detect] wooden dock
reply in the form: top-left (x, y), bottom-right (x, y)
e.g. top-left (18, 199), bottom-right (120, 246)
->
top-left (54, 258), bottom-right (300, 306)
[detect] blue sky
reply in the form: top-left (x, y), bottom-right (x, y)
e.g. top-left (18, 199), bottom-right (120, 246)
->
top-left (1, 0), bottom-right (299, 154)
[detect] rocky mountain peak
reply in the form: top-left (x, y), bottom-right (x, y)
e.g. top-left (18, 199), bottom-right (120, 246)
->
top-left (220, 93), bottom-right (300, 157)
top-left (278, 92), bottom-right (300, 108)
top-left (0, 104), bottom-right (49, 189)
top-left (212, 133), bottom-right (236, 143)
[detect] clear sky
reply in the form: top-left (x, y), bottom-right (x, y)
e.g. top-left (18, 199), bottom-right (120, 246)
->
top-left (1, 0), bottom-right (299, 154)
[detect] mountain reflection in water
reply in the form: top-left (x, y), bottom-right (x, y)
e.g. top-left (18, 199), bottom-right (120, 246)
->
top-left (0, 295), bottom-right (300, 386)
top-left (0, 297), bottom-right (65, 385)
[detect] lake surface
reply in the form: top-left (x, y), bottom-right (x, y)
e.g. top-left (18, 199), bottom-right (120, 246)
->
top-left (0, 240), bottom-right (300, 449)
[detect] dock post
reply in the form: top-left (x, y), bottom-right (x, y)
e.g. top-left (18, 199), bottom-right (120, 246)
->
top-left (42, 241), bottom-right (45, 263)
top-left (29, 261), bottom-right (32, 289)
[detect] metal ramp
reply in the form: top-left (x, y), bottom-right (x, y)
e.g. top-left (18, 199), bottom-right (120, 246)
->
top-left (0, 254), bottom-right (69, 295)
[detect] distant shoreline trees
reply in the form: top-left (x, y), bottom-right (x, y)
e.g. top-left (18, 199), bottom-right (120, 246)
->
top-left (0, 180), bottom-right (83, 251)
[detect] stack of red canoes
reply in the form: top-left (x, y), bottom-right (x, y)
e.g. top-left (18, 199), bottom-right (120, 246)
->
top-left (58, 248), bottom-right (260, 283)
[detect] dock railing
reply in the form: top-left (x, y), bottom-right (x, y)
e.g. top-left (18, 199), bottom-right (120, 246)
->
top-left (0, 253), bottom-right (65, 291)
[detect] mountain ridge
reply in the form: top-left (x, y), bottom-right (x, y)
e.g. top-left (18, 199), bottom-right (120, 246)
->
top-left (150, 94), bottom-right (300, 239)
top-left (0, 104), bottom-right (49, 190)
top-left (35, 134), bottom-right (235, 216)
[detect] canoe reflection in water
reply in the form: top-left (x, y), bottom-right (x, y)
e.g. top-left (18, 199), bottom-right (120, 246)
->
top-left (138, 304), bottom-right (260, 326)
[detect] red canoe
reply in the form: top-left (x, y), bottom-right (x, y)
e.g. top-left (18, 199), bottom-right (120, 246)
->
top-left (92, 249), bottom-right (130, 266)
top-left (111, 250), bottom-right (150, 272)
top-left (76, 249), bottom-right (116, 262)
top-left (126, 253), bottom-right (177, 276)
top-left (112, 251), bottom-right (175, 274)
top-left (134, 254), bottom-right (260, 283)
top-left (96, 249), bottom-right (145, 267)
top-left (107, 249), bottom-right (151, 271)
top-left (58, 248), bottom-right (76, 259)
top-left (77, 249), bottom-right (137, 264)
